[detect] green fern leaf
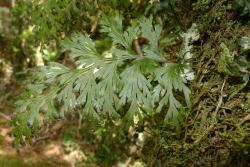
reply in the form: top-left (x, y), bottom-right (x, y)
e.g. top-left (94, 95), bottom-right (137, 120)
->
top-left (154, 63), bottom-right (191, 123)
top-left (14, 12), bottom-right (191, 142)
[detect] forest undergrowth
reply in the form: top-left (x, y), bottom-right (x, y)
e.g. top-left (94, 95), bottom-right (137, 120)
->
top-left (0, 0), bottom-right (249, 167)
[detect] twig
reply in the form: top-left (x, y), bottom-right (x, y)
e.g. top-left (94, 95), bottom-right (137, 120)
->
top-left (239, 114), bottom-right (250, 126)
top-left (0, 112), bottom-right (11, 121)
top-left (32, 120), bottom-right (70, 143)
top-left (194, 76), bottom-right (227, 145)
top-left (213, 76), bottom-right (227, 120)
top-left (78, 110), bottom-right (83, 129)
top-left (228, 78), bottom-right (249, 100)
top-left (133, 38), bottom-right (143, 57)
top-left (91, 11), bottom-right (101, 33)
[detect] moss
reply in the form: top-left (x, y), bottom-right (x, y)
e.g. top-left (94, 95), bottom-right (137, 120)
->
top-left (0, 155), bottom-right (70, 167)
top-left (0, 155), bottom-right (26, 167)
top-left (192, 0), bottom-right (213, 11)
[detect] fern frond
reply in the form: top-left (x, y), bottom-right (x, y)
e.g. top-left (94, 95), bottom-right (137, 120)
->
top-left (100, 12), bottom-right (128, 48)
top-left (14, 12), bottom-right (192, 141)
top-left (138, 16), bottom-right (162, 51)
top-left (154, 63), bottom-right (191, 122)
top-left (61, 33), bottom-right (101, 66)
